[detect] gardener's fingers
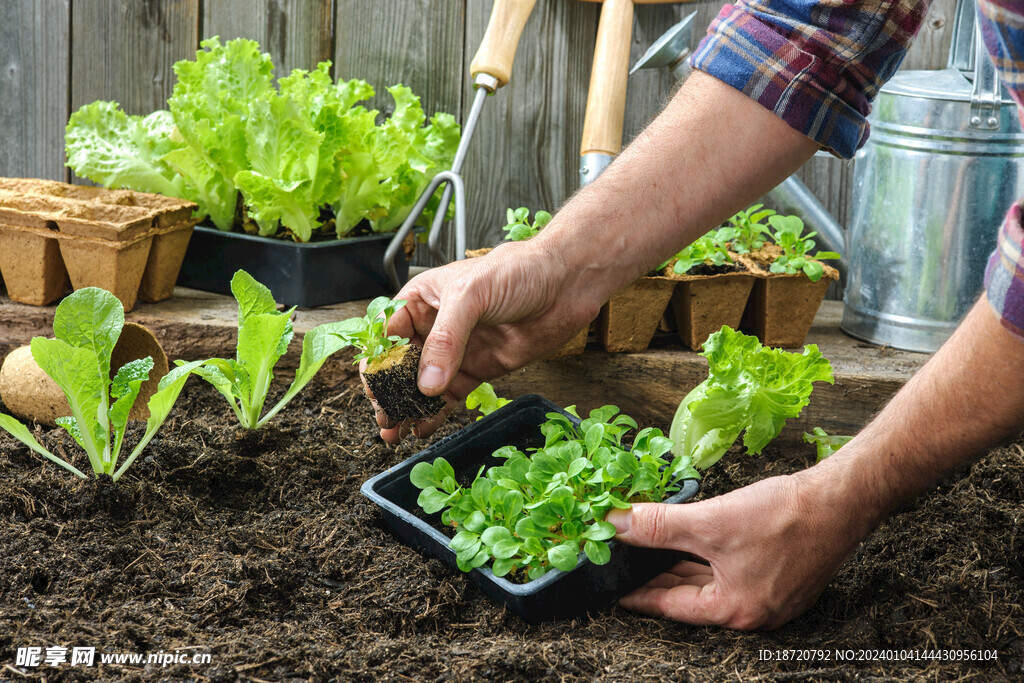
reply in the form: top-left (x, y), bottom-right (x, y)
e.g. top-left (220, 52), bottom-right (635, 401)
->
top-left (606, 503), bottom-right (711, 555)
top-left (618, 583), bottom-right (723, 625)
top-left (418, 293), bottom-right (483, 396)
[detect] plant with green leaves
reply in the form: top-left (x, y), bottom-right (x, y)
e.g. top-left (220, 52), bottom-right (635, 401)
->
top-left (331, 297), bottom-right (409, 364)
top-left (666, 229), bottom-right (733, 275)
top-left (0, 288), bottom-right (201, 481)
top-left (718, 204), bottom-right (776, 254)
top-left (766, 214), bottom-right (841, 282)
top-left (502, 207), bottom-right (552, 242)
top-left (189, 270), bottom-right (354, 429)
top-left (412, 405), bottom-right (699, 580)
top-left (670, 326), bottom-right (834, 470)
top-left (465, 382), bottom-right (511, 420)
top-left (803, 427), bottom-right (853, 462)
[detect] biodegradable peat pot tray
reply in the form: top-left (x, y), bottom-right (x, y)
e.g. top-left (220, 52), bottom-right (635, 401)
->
top-left (361, 394), bottom-right (700, 624)
top-left (0, 178), bottom-right (197, 310)
top-left (664, 262), bottom-right (755, 351)
top-left (597, 276), bottom-right (677, 353)
top-left (740, 251), bottom-right (839, 348)
top-left (177, 226), bottom-right (414, 308)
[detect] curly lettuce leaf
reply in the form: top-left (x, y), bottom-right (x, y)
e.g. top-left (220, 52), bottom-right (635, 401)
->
top-left (669, 327), bottom-right (834, 470)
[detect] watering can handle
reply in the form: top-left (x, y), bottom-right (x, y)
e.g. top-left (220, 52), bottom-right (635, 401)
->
top-left (947, 0), bottom-right (976, 73)
top-left (969, 9), bottom-right (1003, 130)
top-left (471, 0), bottom-right (538, 88)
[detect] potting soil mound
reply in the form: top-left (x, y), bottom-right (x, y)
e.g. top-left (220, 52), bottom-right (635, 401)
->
top-left (1, 370), bottom-right (1021, 682)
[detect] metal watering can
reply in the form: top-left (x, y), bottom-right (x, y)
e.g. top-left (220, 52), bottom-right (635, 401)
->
top-left (634, 0), bottom-right (1024, 353)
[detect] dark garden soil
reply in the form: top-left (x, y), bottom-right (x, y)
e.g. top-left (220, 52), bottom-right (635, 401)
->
top-left (1, 365), bottom-right (1022, 682)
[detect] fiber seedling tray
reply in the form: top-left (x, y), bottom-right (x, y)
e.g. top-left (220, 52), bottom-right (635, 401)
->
top-left (361, 394), bottom-right (700, 624)
top-left (177, 226), bottom-right (412, 308)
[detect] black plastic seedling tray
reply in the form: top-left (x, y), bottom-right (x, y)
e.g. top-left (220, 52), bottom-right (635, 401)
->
top-left (177, 226), bottom-right (411, 307)
top-left (361, 394), bottom-right (700, 624)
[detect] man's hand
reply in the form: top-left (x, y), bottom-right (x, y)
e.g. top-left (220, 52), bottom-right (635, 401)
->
top-left (607, 460), bottom-right (870, 629)
top-left (370, 239), bottom-right (603, 443)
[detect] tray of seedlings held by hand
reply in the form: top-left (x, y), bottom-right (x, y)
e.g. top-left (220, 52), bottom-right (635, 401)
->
top-left (361, 394), bottom-right (700, 624)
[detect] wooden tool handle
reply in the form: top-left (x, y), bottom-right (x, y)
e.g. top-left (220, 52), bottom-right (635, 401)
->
top-left (581, 0), bottom-right (634, 156)
top-left (470, 0), bottom-right (538, 88)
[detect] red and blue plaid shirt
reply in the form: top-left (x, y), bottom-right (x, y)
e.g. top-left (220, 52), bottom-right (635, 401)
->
top-left (692, 0), bottom-right (1024, 339)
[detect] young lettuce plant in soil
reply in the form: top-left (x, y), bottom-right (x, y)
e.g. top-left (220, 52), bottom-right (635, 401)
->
top-left (670, 326), bottom-right (835, 470)
top-left (334, 297), bottom-right (445, 422)
top-left (717, 203), bottom-right (776, 254)
top-left (189, 270), bottom-right (353, 429)
top-left (465, 382), bottom-right (511, 420)
top-left (0, 288), bottom-right (201, 481)
top-left (803, 427), bottom-right (853, 462)
top-left (662, 228), bottom-right (736, 276)
top-left (764, 215), bottom-right (841, 282)
top-left (503, 207), bottom-right (552, 242)
top-left (412, 405), bottom-right (699, 581)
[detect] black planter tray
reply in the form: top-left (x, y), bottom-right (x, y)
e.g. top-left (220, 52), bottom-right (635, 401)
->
top-left (177, 225), bottom-right (412, 308)
top-left (361, 394), bottom-right (700, 624)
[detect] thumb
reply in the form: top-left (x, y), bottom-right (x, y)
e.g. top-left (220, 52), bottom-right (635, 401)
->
top-left (417, 296), bottom-right (480, 396)
top-left (606, 503), bottom-right (705, 553)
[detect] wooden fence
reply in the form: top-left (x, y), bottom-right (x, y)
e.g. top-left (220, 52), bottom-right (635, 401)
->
top-left (1, 0), bottom-right (957, 260)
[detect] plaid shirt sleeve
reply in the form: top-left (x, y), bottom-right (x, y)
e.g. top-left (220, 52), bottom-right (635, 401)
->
top-left (981, 0), bottom-right (1024, 337)
top-left (689, 1), bottom-right (928, 159)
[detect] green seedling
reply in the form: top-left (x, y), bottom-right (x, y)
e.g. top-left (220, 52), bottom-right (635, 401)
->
top-left (670, 326), bottom-right (834, 470)
top-left (331, 296), bottom-right (409, 364)
top-left (502, 207), bottom-right (552, 242)
top-left (0, 288), bottom-right (201, 480)
top-left (412, 405), bottom-right (699, 580)
top-left (766, 215), bottom-right (841, 282)
top-left (718, 204), bottom-right (776, 254)
top-left (190, 270), bottom-right (354, 429)
top-left (803, 427), bottom-right (853, 462)
top-left (465, 382), bottom-right (511, 420)
top-left (667, 229), bottom-right (733, 275)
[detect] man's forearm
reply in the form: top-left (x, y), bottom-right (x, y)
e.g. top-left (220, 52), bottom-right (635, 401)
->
top-left (817, 297), bottom-right (1024, 536)
top-left (527, 71), bottom-right (819, 313)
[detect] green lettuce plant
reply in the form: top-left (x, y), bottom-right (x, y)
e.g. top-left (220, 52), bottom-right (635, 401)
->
top-left (502, 207), bottom-right (551, 241)
top-left (465, 382), bottom-right (511, 420)
top-left (718, 204), bottom-right (776, 254)
top-left (803, 427), bottom-right (853, 462)
top-left (0, 288), bottom-right (201, 481)
top-left (331, 297), bottom-right (409, 364)
top-left (669, 326), bottom-right (834, 470)
top-left (412, 405), bottom-right (699, 580)
top-left (766, 215), bottom-right (841, 282)
top-left (667, 229), bottom-right (733, 275)
top-left (65, 37), bottom-right (460, 242)
top-left (190, 270), bottom-right (354, 429)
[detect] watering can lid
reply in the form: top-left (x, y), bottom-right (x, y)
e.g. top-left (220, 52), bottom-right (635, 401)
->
top-left (880, 68), bottom-right (1015, 105)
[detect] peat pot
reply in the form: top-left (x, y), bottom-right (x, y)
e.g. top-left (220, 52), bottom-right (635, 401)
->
top-left (842, 62), bottom-right (1024, 352)
top-left (177, 226), bottom-right (415, 308)
top-left (597, 276), bottom-right (677, 353)
top-left (361, 394), bottom-right (700, 624)
top-left (665, 263), bottom-right (755, 351)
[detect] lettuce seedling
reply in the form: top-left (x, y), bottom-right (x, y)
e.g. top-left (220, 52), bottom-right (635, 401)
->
top-left (190, 270), bottom-right (354, 429)
top-left (667, 229), bottom-right (733, 275)
top-left (718, 204), bottom-right (776, 254)
top-left (670, 326), bottom-right (834, 470)
top-left (0, 288), bottom-right (201, 480)
top-left (332, 296), bottom-right (409, 363)
top-left (465, 382), bottom-right (511, 420)
top-left (502, 207), bottom-right (552, 242)
top-left (412, 405), bottom-right (699, 580)
top-left (803, 427), bottom-right (853, 462)
top-left (766, 215), bottom-right (841, 282)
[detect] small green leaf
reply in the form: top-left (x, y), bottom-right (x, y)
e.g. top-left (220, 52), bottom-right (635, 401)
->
top-left (584, 540), bottom-right (611, 565)
top-left (548, 543), bottom-right (579, 572)
top-left (410, 461), bottom-right (443, 489)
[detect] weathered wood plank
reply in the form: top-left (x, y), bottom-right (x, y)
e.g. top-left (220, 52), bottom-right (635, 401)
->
top-left (333, 0), bottom-right (465, 264)
top-left (70, 0), bottom-right (200, 118)
top-left (463, 0), bottom-right (599, 251)
top-left (903, 0), bottom-right (957, 71)
top-left (0, 0), bottom-right (70, 182)
top-left (201, 0), bottom-right (334, 78)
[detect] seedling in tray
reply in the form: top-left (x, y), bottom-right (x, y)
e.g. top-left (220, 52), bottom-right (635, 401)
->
top-left (0, 288), bottom-right (201, 480)
top-left (718, 203), bottom-right (775, 254)
top-left (766, 215), bottom-right (841, 282)
top-left (665, 228), bottom-right (733, 275)
top-left (334, 297), bottom-right (445, 422)
top-left (502, 207), bottom-right (552, 242)
top-left (412, 405), bottom-right (699, 581)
